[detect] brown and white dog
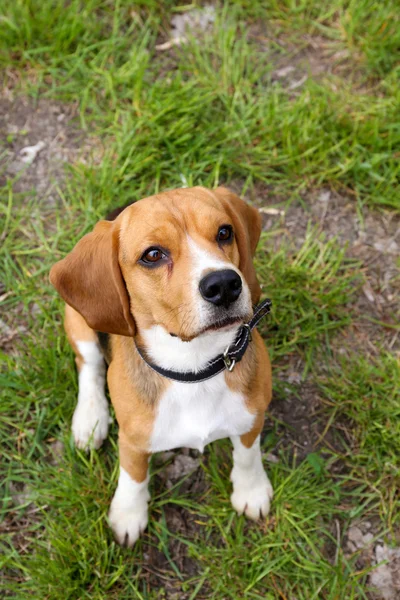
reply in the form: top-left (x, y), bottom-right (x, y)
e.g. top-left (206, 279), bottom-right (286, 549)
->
top-left (50, 186), bottom-right (273, 547)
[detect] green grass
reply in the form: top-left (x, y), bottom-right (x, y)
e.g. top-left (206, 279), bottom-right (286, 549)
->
top-left (317, 352), bottom-right (400, 528)
top-left (1, 1), bottom-right (399, 598)
top-left (256, 229), bottom-right (361, 362)
top-left (1, 1), bottom-right (400, 208)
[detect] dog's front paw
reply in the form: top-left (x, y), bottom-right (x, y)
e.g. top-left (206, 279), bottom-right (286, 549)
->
top-left (231, 472), bottom-right (273, 521)
top-left (108, 502), bottom-right (148, 548)
top-left (109, 469), bottom-right (150, 548)
top-left (72, 395), bottom-right (111, 450)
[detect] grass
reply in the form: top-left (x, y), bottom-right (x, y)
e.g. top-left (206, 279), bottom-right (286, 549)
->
top-left (256, 229), bottom-right (361, 362)
top-left (1, 1), bottom-right (400, 207)
top-left (0, 1), bottom-right (399, 598)
top-left (317, 352), bottom-right (400, 527)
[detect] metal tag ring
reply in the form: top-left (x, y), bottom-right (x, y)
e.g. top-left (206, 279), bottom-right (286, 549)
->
top-left (241, 323), bottom-right (252, 341)
top-left (223, 346), bottom-right (236, 372)
top-left (223, 355), bottom-right (236, 372)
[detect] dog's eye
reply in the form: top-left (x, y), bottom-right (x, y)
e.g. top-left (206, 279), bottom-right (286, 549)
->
top-left (140, 247), bottom-right (166, 265)
top-left (217, 225), bottom-right (233, 243)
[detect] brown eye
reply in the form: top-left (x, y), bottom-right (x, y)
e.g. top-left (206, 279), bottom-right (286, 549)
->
top-left (140, 247), bottom-right (167, 266)
top-left (217, 225), bottom-right (233, 243)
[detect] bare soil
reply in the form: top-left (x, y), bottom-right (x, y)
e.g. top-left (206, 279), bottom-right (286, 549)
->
top-left (0, 98), bottom-right (94, 352)
top-left (253, 184), bottom-right (400, 352)
top-left (0, 97), bottom-right (87, 204)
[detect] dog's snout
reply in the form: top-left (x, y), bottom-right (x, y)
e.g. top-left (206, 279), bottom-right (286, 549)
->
top-left (199, 269), bottom-right (242, 308)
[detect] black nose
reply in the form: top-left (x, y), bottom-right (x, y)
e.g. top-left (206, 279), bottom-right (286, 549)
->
top-left (199, 269), bottom-right (242, 308)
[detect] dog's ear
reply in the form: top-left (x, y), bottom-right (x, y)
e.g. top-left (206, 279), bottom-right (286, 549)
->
top-left (50, 220), bottom-right (135, 336)
top-left (213, 187), bottom-right (262, 304)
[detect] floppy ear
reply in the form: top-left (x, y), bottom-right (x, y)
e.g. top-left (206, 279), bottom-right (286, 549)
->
top-left (213, 187), bottom-right (262, 304)
top-left (49, 220), bottom-right (135, 336)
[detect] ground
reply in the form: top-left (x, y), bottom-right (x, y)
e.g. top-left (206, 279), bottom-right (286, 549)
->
top-left (0, 2), bottom-right (399, 599)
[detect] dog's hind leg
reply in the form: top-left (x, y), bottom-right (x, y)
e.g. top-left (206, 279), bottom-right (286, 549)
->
top-left (65, 303), bottom-right (110, 450)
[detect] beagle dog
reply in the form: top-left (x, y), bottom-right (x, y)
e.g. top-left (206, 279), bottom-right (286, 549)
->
top-left (50, 186), bottom-right (273, 547)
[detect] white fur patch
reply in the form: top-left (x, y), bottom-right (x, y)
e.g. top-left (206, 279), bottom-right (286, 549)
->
top-left (72, 340), bottom-right (110, 450)
top-left (108, 467), bottom-right (150, 547)
top-left (150, 373), bottom-right (255, 453)
top-left (230, 435), bottom-right (273, 520)
top-left (187, 236), bottom-right (252, 331)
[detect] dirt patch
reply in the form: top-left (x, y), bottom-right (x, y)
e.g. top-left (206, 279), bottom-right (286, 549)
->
top-left (142, 505), bottom-right (204, 599)
top-left (266, 375), bottom-right (347, 461)
top-left (0, 98), bottom-right (99, 352)
top-left (370, 544), bottom-right (400, 599)
top-left (247, 21), bottom-right (370, 93)
top-left (155, 4), bottom-right (216, 51)
top-left (0, 97), bottom-right (90, 205)
top-left (344, 522), bottom-right (400, 599)
top-left (271, 35), bottom-right (362, 90)
top-left (249, 183), bottom-right (400, 353)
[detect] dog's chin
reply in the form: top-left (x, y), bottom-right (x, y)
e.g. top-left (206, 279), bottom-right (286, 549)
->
top-left (171, 315), bottom-right (245, 342)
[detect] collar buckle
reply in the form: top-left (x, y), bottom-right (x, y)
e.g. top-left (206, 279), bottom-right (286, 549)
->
top-left (223, 347), bottom-right (236, 372)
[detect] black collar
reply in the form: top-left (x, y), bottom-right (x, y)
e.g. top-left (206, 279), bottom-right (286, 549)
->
top-left (134, 298), bottom-right (272, 384)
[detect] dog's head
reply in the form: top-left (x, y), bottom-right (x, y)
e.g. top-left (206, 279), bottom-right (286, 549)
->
top-left (50, 187), bottom-right (262, 341)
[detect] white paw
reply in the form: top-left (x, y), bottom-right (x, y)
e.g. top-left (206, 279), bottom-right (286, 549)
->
top-left (109, 469), bottom-right (150, 547)
top-left (108, 500), bottom-right (149, 548)
top-left (72, 394), bottom-right (111, 450)
top-left (231, 473), bottom-right (273, 521)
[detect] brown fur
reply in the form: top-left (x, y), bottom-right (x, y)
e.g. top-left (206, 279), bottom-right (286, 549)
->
top-left (50, 221), bottom-right (135, 336)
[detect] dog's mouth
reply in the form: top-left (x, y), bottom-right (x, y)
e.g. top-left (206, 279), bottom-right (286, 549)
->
top-left (199, 315), bottom-right (243, 335)
top-left (170, 315), bottom-right (244, 341)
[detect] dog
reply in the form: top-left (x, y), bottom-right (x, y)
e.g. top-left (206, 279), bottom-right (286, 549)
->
top-left (50, 186), bottom-right (273, 547)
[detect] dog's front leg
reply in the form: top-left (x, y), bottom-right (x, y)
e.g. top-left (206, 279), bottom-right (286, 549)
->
top-left (108, 433), bottom-right (150, 547)
top-left (230, 430), bottom-right (273, 520)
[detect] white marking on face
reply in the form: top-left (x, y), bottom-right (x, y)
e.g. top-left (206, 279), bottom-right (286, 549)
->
top-left (140, 235), bottom-right (252, 373)
top-left (108, 467), bottom-right (150, 548)
top-left (72, 340), bottom-right (110, 450)
top-left (230, 435), bottom-right (273, 520)
top-left (187, 236), bottom-right (252, 331)
top-left (149, 375), bottom-right (255, 453)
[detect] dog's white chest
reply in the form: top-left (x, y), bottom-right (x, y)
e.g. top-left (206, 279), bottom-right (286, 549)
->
top-left (150, 374), bottom-right (255, 453)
